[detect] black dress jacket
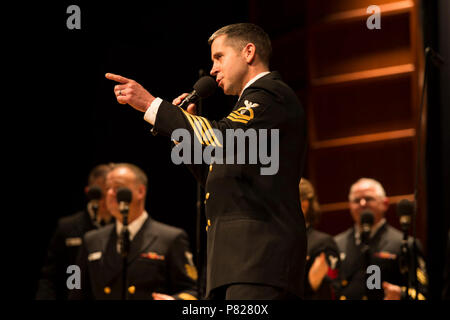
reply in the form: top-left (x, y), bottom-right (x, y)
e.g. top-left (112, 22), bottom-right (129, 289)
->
top-left (153, 72), bottom-right (308, 298)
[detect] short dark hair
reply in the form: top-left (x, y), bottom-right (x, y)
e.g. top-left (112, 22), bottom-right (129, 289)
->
top-left (88, 163), bottom-right (114, 185)
top-left (208, 23), bottom-right (272, 66)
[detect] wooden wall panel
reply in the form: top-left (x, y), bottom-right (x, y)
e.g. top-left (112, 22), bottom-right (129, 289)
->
top-left (249, 0), bottom-right (425, 247)
top-left (310, 13), bottom-right (412, 78)
top-left (317, 203), bottom-right (406, 236)
top-left (310, 138), bottom-right (415, 204)
top-left (308, 0), bottom-right (413, 24)
top-left (312, 75), bottom-right (413, 140)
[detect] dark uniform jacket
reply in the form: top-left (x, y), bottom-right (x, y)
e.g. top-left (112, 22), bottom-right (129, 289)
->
top-left (334, 222), bottom-right (428, 300)
top-left (36, 210), bottom-right (101, 300)
top-left (153, 71), bottom-right (307, 298)
top-left (304, 227), bottom-right (340, 300)
top-left (69, 216), bottom-right (198, 300)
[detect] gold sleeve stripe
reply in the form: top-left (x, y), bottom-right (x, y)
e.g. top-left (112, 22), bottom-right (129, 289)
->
top-left (184, 112), bottom-right (205, 145)
top-left (228, 112), bottom-right (248, 120)
top-left (227, 115), bottom-right (249, 124)
top-left (180, 108), bottom-right (224, 147)
top-left (199, 116), bottom-right (223, 148)
top-left (194, 116), bottom-right (216, 147)
top-left (181, 109), bottom-right (204, 145)
top-left (240, 107), bottom-right (255, 119)
top-left (227, 112), bottom-right (250, 123)
top-left (190, 115), bottom-right (211, 146)
top-left (232, 110), bottom-right (252, 121)
top-left (417, 268), bottom-right (427, 285)
top-left (227, 114), bottom-right (248, 123)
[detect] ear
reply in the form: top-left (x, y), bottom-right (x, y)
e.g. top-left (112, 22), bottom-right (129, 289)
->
top-left (84, 186), bottom-right (89, 195)
top-left (382, 197), bottom-right (390, 211)
top-left (137, 184), bottom-right (146, 200)
top-left (243, 43), bottom-right (256, 64)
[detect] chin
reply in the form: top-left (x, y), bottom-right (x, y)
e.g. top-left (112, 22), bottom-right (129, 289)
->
top-left (223, 85), bottom-right (237, 96)
top-left (221, 84), bottom-right (230, 95)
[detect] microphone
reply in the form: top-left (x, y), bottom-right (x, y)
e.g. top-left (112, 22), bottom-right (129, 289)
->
top-left (117, 187), bottom-right (132, 263)
top-left (178, 76), bottom-right (217, 109)
top-left (117, 187), bottom-right (132, 216)
top-left (87, 185), bottom-right (102, 215)
top-left (397, 199), bottom-right (414, 234)
top-left (360, 210), bottom-right (374, 245)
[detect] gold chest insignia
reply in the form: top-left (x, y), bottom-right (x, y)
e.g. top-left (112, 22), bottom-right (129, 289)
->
top-left (227, 100), bottom-right (260, 124)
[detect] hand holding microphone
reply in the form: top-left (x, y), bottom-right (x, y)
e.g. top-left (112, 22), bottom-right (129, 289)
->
top-left (173, 93), bottom-right (196, 114)
top-left (172, 76), bottom-right (217, 115)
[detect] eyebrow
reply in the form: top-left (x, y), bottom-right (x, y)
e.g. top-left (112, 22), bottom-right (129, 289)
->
top-left (212, 52), bottom-right (223, 60)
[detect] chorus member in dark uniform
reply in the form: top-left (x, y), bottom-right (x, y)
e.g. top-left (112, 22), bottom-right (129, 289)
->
top-left (69, 163), bottom-right (198, 300)
top-left (300, 178), bottom-right (340, 300)
top-left (36, 163), bottom-right (114, 300)
top-left (105, 23), bottom-right (307, 299)
top-left (334, 178), bottom-right (428, 300)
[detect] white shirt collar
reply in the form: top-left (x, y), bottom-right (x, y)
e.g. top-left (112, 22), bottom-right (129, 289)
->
top-left (116, 210), bottom-right (149, 241)
top-left (238, 71), bottom-right (271, 99)
top-left (87, 202), bottom-right (96, 221)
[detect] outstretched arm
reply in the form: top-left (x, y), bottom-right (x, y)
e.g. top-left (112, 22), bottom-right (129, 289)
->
top-left (105, 73), bottom-right (155, 112)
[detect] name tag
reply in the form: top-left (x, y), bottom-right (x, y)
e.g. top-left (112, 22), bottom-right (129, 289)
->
top-left (65, 237), bottom-right (82, 247)
top-left (88, 251), bottom-right (102, 261)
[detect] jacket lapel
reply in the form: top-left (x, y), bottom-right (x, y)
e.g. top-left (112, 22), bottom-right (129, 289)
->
top-left (102, 229), bottom-right (123, 285)
top-left (235, 71), bottom-right (280, 107)
top-left (127, 217), bottom-right (158, 265)
top-left (371, 222), bottom-right (388, 250)
top-left (342, 229), bottom-right (365, 279)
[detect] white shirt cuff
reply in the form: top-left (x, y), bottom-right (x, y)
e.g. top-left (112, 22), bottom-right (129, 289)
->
top-left (143, 97), bottom-right (163, 125)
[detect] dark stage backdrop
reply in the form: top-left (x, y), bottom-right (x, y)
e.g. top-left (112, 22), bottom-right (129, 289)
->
top-left (21, 1), bottom-right (248, 299)
top-left (14, 0), bottom-right (448, 301)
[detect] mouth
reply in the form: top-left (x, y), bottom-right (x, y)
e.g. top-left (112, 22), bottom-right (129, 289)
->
top-left (216, 78), bottom-right (223, 87)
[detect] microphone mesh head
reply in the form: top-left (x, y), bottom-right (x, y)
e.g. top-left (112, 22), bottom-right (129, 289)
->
top-left (193, 76), bottom-right (217, 98)
top-left (397, 199), bottom-right (414, 218)
top-left (117, 187), bottom-right (132, 203)
top-left (87, 185), bottom-right (102, 201)
top-left (360, 210), bottom-right (374, 226)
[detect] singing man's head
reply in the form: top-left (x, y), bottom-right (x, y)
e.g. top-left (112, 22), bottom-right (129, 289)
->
top-left (208, 23), bottom-right (272, 96)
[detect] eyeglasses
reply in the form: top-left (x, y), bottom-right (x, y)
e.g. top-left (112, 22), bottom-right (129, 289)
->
top-left (350, 196), bottom-right (377, 204)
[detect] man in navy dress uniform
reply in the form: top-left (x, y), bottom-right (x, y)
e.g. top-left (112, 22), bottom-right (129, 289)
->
top-left (106, 23), bottom-right (307, 300)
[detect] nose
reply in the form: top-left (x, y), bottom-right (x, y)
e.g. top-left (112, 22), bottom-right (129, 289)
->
top-left (210, 63), bottom-right (218, 77)
top-left (359, 198), bottom-right (367, 206)
top-left (106, 188), bottom-right (115, 199)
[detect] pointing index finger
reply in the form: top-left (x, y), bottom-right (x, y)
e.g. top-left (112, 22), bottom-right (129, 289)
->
top-left (105, 73), bottom-right (130, 84)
